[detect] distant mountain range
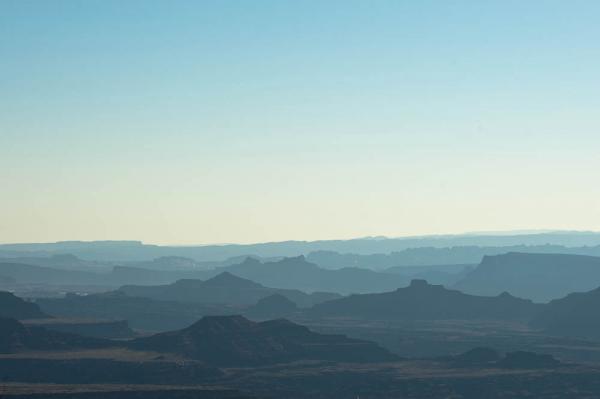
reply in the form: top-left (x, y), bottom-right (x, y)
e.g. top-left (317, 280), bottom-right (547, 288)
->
top-left (308, 243), bottom-right (600, 270)
top-left (453, 252), bottom-right (600, 302)
top-left (37, 291), bottom-right (240, 331)
top-left (0, 262), bottom-right (104, 286)
top-left (129, 315), bottom-right (398, 366)
top-left (119, 271), bottom-right (341, 307)
top-left (211, 256), bottom-right (411, 294)
top-left (2, 231), bottom-right (600, 262)
top-left (0, 259), bottom-right (210, 287)
top-left (307, 279), bottom-right (540, 321)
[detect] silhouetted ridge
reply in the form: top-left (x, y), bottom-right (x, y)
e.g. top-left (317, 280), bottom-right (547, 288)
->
top-left (0, 291), bottom-right (48, 319)
top-left (119, 272), bottom-right (338, 307)
top-left (244, 294), bottom-right (298, 319)
top-left (201, 272), bottom-right (261, 288)
top-left (129, 315), bottom-right (397, 366)
top-left (531, 285), bottom-right (600, 339)
top-left (240, 257), bottom-right (262, 266)
top-left (219, 256), bottom-right (409, 295)
top-left (37, 291), bottom-right (239, 332)
top-left (309, 279), bottom-right (539, 321)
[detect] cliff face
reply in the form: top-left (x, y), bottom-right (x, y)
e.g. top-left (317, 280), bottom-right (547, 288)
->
top-left (453, 252), bottom-right (600, 302)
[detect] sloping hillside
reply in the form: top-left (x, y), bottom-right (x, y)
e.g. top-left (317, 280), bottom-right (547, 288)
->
top-left (530, 286), bottom-right (600, 339)
top-left (0, 291), bottom-right (48, 319)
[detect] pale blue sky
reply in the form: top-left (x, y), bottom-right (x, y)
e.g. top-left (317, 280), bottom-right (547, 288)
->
top-left (1, 0), bottom-right (599, 244)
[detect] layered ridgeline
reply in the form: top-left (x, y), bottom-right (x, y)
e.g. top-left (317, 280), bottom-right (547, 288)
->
top-left (3, 232), bottom-right (600, 262)
top-left (0, 291), bottom-right (134, 339)
top-left (530, 286), bottom-right (600, 339)
top-left (453, 253), bottom-right (600, 302)
top-left (119, 271), bottom-right (340, 307)
top-left (0, 313), bottom-right (396, 367)
top-left (37, 291), bottom-right (241, 331)
top-left (0, 317), bottom-right (222, 385)
top-left (37, 272), bottom-right (338, 332)
top-left (308, 279), bottom-right (540, 321)
top-left (129, 315), bottom-right (398, 366)
top-left (0, 255), bottom-right (410, 293)
top-left (0, 254), bottom-right (108, 272)
top-left (216, 256), bottom-right (410, 294)
top-left (244, 294), bottom-right (298, 320)
top-left (0, 291), bottom-right (48, 319)
top-left (0, 258), bottom-right (212, 287)
top-left (0, 262), bottom-right (102, 286)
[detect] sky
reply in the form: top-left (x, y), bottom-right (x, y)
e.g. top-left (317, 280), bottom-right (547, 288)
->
top-left (1, 0), bottom-right (600, 245)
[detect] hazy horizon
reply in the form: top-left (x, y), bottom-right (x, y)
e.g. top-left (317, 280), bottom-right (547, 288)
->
top-left (0, 229), bottom-right (598, 247)
top-left (2, 1), bottom-right (599, 244)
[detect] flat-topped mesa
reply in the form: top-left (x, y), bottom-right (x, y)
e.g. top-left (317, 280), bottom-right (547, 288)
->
top-left (409, 278), bottom-right (429, 288)
top-left (394, 279), bottom-right (444, 292)
top-left (453, 252), bottom-right (600, 302)
top-left (240, 256), bottom-right (262, 266)
top-left (220, 255), bottom-right (408, 295)
top-left (407, 279), bottom-right (444, 289)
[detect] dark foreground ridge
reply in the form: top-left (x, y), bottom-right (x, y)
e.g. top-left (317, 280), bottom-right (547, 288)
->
top-left (0, 317), bottom-right (108, 353)
top-left (0, 384), bottom-right (256, 399)
top-left (531, 285), bottom-right (600, 339)
top-left (0, 291), bottom-right (48, 320)
top-left (129, 315), bottom-right (398, 366)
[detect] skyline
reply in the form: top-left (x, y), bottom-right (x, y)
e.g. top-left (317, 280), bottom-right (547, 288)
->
top-left (2, 1), bottom-right (600, 244)
top-left (1, 229), bottom-right (600, 247)
top-left (0, 230), bottom-right (600, 248)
